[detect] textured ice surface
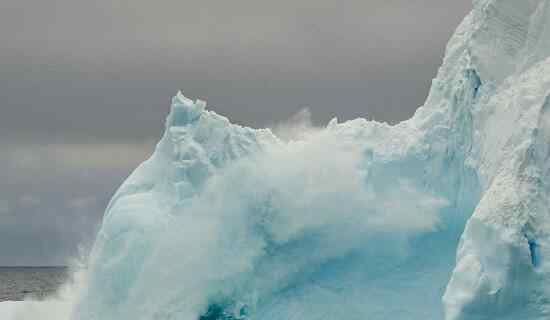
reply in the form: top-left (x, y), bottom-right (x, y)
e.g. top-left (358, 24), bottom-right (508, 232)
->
top-left (67, 1), bottom-right (550, 319)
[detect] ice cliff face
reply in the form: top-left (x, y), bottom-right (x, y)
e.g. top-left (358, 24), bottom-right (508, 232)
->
top-left (73, 1), bottom-right (550, 319)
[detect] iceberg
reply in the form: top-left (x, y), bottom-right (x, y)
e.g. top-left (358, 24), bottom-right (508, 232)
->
top-left (67, 0), bottom-right (550, 319)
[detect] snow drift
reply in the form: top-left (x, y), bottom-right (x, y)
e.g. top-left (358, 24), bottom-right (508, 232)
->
top-left (25, 0), bottom-right (550, 319)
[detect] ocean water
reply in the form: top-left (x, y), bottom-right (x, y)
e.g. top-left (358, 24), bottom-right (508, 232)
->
top-left (0, 267), bottom-right (68, 302)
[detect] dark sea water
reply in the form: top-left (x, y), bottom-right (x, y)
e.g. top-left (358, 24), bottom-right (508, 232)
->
top-left (0, 267), bottom-right (68, 302)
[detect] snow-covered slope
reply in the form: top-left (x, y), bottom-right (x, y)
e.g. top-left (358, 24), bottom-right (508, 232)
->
top-left (70, 1), bottom-right (550, 319)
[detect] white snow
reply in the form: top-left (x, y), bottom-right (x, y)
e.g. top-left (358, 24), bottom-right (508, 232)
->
top-left (0, 301), bottom-right (73, 320)
top-left (0, 302), bottom-right (20, 319)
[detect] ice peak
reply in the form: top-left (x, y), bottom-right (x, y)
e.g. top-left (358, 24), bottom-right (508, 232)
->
top-left (170, 91), bottom-right (207, 126)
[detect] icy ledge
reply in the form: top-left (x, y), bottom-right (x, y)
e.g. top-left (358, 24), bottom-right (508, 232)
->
top-left (70, 1), bottom-right (550, 319)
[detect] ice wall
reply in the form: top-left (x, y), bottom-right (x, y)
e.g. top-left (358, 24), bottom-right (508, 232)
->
top-left (71, 1), bottom-right (550, 319)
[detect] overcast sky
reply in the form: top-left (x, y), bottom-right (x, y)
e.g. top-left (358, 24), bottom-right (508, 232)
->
top-left (0, 0), bottom-right (471, 266)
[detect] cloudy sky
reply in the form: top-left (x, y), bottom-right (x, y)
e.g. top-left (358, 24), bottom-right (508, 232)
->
top-left (0, 0), bottom-right (471, 266)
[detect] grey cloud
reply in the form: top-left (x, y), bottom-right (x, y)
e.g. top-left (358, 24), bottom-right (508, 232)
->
top-left (0, 141), bottom-right (152, 265)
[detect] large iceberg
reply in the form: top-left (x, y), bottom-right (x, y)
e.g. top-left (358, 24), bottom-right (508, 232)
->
top-left (69, 0), bottom-right (550, 319)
